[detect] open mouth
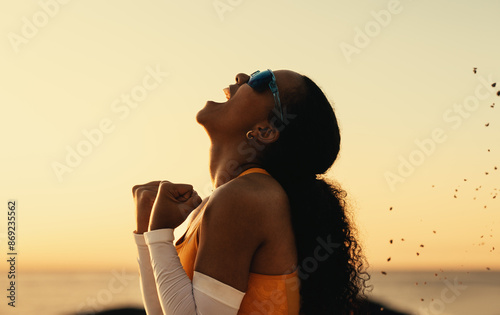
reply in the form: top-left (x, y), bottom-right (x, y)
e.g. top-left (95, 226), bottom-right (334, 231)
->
top-left (223, 87), bottom-right (230, 100)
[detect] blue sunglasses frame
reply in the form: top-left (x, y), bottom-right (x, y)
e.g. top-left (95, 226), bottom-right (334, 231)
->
top-left (247, 69), bottom-right (284, 123)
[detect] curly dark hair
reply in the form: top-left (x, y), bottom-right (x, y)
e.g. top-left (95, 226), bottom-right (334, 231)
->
top-left (262, 75), bottom-right (370, 314)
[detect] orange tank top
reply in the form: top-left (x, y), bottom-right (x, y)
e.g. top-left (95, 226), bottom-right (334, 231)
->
top-left (175, 168), bottom-right (301, 315)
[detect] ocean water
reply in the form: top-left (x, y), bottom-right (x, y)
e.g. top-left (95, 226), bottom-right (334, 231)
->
top-left (0, 270), bottom-right (499, 315)
top-left (366, 271), bottom-right (500, 315)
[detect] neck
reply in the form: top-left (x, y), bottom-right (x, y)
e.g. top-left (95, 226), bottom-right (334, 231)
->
top-left (209, 143), bottom-right (263, 188)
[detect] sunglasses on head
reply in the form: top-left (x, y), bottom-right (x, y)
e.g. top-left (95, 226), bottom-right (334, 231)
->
top-left (247, 69), bottom-right (284, 123)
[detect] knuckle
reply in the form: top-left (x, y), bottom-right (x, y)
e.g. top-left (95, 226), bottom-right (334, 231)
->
top-left (132, 185), bottom-right (139, 195)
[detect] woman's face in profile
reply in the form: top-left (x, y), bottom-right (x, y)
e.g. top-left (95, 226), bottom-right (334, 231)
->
top-left (196, 72), bottom-right (275, 136)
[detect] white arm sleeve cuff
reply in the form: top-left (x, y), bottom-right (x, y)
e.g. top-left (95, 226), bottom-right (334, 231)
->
top-left (134, 232), bottom-right (163, 315)
top-left (144, 228), bottom-right (245, 315)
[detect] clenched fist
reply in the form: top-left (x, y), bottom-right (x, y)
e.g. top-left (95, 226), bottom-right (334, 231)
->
top-left (132, 181), bottom-right (202, 233)
top-left (132, 181), bottom-right (162, 234)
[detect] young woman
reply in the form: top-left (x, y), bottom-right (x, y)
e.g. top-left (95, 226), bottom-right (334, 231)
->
top-left (132, 69), bottom-right (368, 315)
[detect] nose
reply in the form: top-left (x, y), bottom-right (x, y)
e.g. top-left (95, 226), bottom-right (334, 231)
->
top-left (228, 73), bottom-right (250, 99)
top-left (235, 73), bottom-right (250, 85)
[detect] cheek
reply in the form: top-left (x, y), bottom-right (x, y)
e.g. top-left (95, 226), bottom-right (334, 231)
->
top-left (234, 93), bottom-right (274, 123)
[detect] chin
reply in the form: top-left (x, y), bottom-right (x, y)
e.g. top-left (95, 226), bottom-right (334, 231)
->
top-left (195, 109), bottom-right (205, 126)
top-left (196, 100), bottom-right (223, 125)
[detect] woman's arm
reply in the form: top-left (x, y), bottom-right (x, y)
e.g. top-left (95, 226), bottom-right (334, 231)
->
top-left (135, 180), bottom-right (250, 314)
top-left (143, 228), bottom-right (245, 314)
top-left (132, 181), bottom-right (164, 314)
top-left (134, 232), bottom-right (163, 315)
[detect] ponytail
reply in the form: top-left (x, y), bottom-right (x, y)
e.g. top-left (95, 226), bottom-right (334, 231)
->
top-left (263, 75), bottom-right (369, 314)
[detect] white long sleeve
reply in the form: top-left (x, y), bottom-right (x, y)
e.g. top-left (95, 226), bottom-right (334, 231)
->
top-left (134, 232), bottom-right (163, 315)
top-left (134, 229), bottom-right (245, 315)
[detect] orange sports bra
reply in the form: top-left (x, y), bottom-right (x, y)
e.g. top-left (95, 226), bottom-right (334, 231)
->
top-left (175, 168), bottom-right (300, 315)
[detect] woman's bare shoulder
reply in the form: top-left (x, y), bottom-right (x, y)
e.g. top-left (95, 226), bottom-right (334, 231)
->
top-left (205, 173), bottom-right (289, 225)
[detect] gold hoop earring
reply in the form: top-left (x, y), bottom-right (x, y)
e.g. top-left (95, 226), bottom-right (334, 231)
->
top-left (246, 130), bottom-right (254, 140)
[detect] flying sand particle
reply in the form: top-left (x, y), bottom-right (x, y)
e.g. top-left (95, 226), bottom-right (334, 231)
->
top-left (381, 271), bottom-right (387, 275)
top-left (387, 257), bottom-right (391, 262)
top-left (485, 123), bottom-right (490, 127)
top-left (390, 239), bottom-right (393, 244)
top-left (473, 67), bottom-right (477, 74)
top-left (493, 83), bottom-right (497, 87)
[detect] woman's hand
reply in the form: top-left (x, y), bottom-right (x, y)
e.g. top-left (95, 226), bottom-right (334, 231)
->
top-left (149, 181), bottom-right (202, 231)
top-left (132, 181), bottom-right (162, 234)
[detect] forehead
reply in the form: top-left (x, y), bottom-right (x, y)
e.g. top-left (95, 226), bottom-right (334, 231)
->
top-left (273, 70), bottom-right (305, 95)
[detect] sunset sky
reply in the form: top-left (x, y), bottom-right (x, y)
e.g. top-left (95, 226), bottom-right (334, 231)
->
top-left (1, 0), bottom-right (499, 273)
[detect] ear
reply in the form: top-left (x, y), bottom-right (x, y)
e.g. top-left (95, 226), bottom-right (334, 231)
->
top-left (253, 122), bottom-right (279, 144)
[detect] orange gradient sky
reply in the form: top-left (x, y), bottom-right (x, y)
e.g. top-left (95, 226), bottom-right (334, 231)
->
top-left (1, 1), bottom-right (499, 273)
